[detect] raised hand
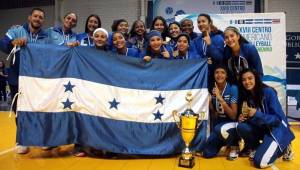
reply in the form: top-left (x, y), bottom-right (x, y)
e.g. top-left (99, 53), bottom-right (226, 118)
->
top-left (161, 46), bottom-right (170, 59)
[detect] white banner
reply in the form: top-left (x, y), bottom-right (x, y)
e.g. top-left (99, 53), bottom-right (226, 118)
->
top-left (153, 0), bottom-right (255, 23)
top-left (176, 13), bottom-right (287, 112)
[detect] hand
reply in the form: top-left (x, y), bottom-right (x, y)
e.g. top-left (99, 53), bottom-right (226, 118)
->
top-left (161, 46), bottom-right (170, 59)
top-left (11, 38), bottom-right (27, 46)
top-left (203, 31), bottom-right (211, 45)
top-left (67, 41), bottom-right (80, 47)
top-left (238, 113), bottom-right (247, 122)
top-left (212, 82), bottom-right (221, 99)
top-left (207, 57), bottom-right (212, 64)
top-left (143, 56), bottom-right (152, 62)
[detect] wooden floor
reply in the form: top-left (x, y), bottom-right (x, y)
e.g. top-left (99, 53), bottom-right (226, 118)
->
top-left (0, 111), bottom-right (299, 170)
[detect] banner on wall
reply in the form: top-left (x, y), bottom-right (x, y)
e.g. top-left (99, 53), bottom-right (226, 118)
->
top-left (176, 12), bottom-right (287, 112)
top-left (153, 0), bottom-right (255, 23)
top-left (286, 32), bottom-right (300, 114)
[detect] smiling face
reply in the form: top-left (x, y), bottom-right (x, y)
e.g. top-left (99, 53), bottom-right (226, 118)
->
top-left (197, 16), bottom-right (210, 33)
top-left (93, 31), bottom-right (107, 48)
top-left (241, 71), bottom-right (256, 91)
top-left (224, 29), bottom-right (240, 49)
top-left (153, 19), bottom-right (165, 33)
top-left (87, 16), bottom-right (99, 34)
top-left (181, 20), bottom-right (194, 34)
top-left (63, 13), bottom-right (77, 31)
top-left (28, 10), bottom-right (45, 30)
top-left (112, 32), bottom-right (126, 50)
top-left (134, 21), bottom-right (145, 36)
top-left (177, 36), bottom-right (189, 53)
top-left (117, 21), bottom-right (129, 35)
top-left (214, 68), bottom-right (227, 84)
top-left (149, 36), bottom-right (163, 52)
top-left (169, 24), bottom-right (181, 39)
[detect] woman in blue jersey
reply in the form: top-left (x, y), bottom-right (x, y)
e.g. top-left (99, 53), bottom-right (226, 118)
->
top-left (150, 16), bottom-right (169, 42)
top-left (173, 33), bottom-right (199, 60)
top-left (224, 26), bottom-right (263, 84)
top-left (48, 12), bottom-right (79, 46)
top-left (168, 21), bottom-right (181, 50)
top-left (112, 32), bottom-right (139, 58)
top-left (143, 30), bottom-right (172, 62)
top-left (77, 14), bottom-right (101, 46)
top-left (128, 20), bottom-right (147, 52)
top-left (193, 13), bottom-right (224, 63)
top-left (236, 68), bottom-right (294, 168)
top-left (202, 65), bottom-right (239, 160)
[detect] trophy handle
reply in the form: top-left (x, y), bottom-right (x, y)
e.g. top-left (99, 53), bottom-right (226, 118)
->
top-left (196, 112), bottom-right (205, 129)
top-left (172, 110), bottom-right (181, 128)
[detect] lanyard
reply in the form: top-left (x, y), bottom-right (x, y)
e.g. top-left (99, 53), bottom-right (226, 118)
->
top-left (202, 39), bottom-right (207, 56)
top-left (30, 32), bottom-right (39, 43)
top-left (215, 82), bottom-right (227, 113)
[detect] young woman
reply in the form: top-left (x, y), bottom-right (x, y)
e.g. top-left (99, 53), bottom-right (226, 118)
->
top-left (150, 16), bottom-right (169, 42)
top-left (192, 13), bottom-right (224, 63)
top-left (236, 69), bottom-right (294, 168)
top-left (108, 19), bottom-right (131, 49)
top-left (93, 28), bottom-right (108, 50)
top-left (142, 30), bottom-right (172, 61)
top-left (173, 33), bottom-right (199, 59)
top-left (224, 26), bottom-right (263, 84)
top-left (112, 32), bottom-right (140, 58)
top-left (168, 21), bottom-right (181, 50)
top-left (77, 14), bottom-right (101, 46)
top-left (180, 18), bottom-right (199, 41)
top-left (48, 12), bottom-right (79, 46)
top-left (128, 20), bottom-right (147, 52)
top-left (202, 65), bottom-right (239, 160)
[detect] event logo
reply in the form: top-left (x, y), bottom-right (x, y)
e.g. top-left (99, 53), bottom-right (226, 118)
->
top-left (213, 0), bottom-right (253, 13)
top-left (230, 19), bottom-right (280, 24)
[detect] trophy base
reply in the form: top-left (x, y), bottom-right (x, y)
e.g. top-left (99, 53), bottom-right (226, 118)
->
top-left (178, 156), bottom-right (195, 168)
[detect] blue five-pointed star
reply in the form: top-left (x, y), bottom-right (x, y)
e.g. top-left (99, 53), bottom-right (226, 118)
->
top-left (64, 81), bottom-right (75, 92)
top-left (109, 98), bottom-right (120, 109)
top-left (155, 94), bottom-right (165, 104)
top-left (153, 110), bottom-right (164, 121)
top-left (62, 98), bottom-right (74, 109)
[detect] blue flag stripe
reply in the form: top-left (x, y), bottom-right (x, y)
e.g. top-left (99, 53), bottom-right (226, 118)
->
top-left (20, 44), bottom-right (208, 90)
top-left (17, 111), bottom-right (207, 155)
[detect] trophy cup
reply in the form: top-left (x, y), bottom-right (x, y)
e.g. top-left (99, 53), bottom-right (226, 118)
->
top-left (172, 92), bottom-right (204, 168)
top-left (241, 101), bottom-right (249, 118)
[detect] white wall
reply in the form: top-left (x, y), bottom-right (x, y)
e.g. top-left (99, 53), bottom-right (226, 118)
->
top-left (56, 0), bottom-right (141, 33)
top-left (265, 0), bottom-right (300, 32)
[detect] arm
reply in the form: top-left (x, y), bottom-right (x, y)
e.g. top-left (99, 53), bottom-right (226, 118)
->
top-left (206, 34), bottom-right (224, 63)
top-left (247, 45), bottom-right (264, 76)
top-left (248, 88), bottom-right (282, 126)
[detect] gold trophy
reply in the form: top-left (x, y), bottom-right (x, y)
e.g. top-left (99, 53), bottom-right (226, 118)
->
top-left (172, 92), bottom-right (204, 168)
top-left (241, 101), bottom-right (249, 118)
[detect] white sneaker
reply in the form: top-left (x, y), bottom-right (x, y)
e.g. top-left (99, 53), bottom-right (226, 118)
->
top-left (282, 144), bottom-right (294, 161)
top-left (227, 146), bottom-right (239, 160)
top-left (249, 150), bottom-right (256, 161)
top-left (16, 145), bottom-right (29, 154)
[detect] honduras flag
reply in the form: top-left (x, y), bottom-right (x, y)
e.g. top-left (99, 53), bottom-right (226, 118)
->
top-left (17, 44), bottom-right (208, 155)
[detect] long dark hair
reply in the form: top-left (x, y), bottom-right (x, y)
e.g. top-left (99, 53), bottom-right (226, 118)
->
top-left (84, 14), bottom-right (101, 33)
top-left (129, 20), bottom-right (146, 38)
top-left (198, 13), bottom-right (222, 34)
top-left (150, 16), bottom-right (168, 41)
top-left (238, 68), bottom-right (270, 109)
